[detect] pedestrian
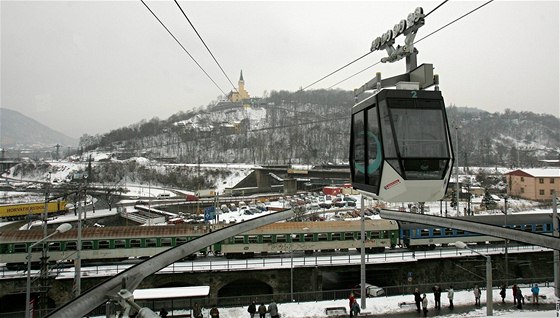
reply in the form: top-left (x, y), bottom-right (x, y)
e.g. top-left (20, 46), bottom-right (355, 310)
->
top-left (512, 284), bottom-right (518, 305)
top-left (433, 285), bottom-right (441, 309)
top-left (500, 285), bottom-right (506, 303)
top-left (248, 300), bottom-right (256, 317)
top-left (413, 288), bottom-right (422, 313)
top-left (159, 308), bottom-right (168, 318)
top-left (210, 305), bottom-right (220, 318)
top-left (422, 293), bottom-right (428, 317)
top-left (516, 287), bottom-right (524, 309)
top-left (474, 284), bottom-right (481, 306)
top-left (258, 303), bottom-right (267, 318)
top-left (447, 286), bottom-right (454, 309)
top-left (531, 284), bottom-right (540, 304)
top-left (351, 299), bottom-right (361, 317)
top-left (193, 303), bottom-right (203, 318)
top-left (349, 292), bottom-right (356, 317)
top-left (268, 300), bottom-right (279, 318)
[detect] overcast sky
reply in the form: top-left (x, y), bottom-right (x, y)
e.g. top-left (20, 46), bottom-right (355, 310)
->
top-left (1, 1), bottom-right (558, 138)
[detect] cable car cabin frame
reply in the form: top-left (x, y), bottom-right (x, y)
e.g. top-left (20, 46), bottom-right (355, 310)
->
top-left (350, 88), bottom-right (453, 202)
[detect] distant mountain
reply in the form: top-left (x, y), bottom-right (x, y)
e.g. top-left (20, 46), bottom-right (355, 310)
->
top-left (0, 108), bottom-right (77, 148)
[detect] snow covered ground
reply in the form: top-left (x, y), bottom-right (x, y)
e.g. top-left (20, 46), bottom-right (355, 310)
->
top-left (90, 286), bottom-right (558, 318)
top-left (213, 287), bottom-right (558, 318)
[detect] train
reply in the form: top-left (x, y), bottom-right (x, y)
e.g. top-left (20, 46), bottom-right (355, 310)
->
top-left (0, 219), bottom-right (398, 269)
top-left (0, 212), bottom-right (554, 270)
top-left (400, 212), bottom-right (554, 250)
top-left (0, 201), bottom-right (68, 221)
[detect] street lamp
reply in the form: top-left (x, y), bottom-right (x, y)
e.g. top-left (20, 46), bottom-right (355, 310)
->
top-left (455, 241), bottom-right (493, 316)
top-left (26, 223), bottom-right (72, 318)
top-left (454, 124), bottom-right (460, 214)
top-left (290, 228), bottom-right (309, 302)
top-left (504, 195), bottom-right (509, 287)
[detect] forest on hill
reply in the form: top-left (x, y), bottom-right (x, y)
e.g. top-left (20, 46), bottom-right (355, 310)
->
top-left (77, 89), bottom-right (559, 168)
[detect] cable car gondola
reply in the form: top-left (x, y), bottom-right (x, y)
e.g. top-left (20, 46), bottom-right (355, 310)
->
top-left (350, 81), bottom-right (453, 202)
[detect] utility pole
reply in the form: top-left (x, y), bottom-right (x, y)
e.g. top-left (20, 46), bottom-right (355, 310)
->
top-left (360, 195), bottom-right (366, 309)
top-left (504, 196), bottom-right (509, 286)
top-left (454, 124), bottom-right (461, 215)
top-left (39, 172), bottom-right (51, 317)
top-left (553, 190), bottom-right (559, 297)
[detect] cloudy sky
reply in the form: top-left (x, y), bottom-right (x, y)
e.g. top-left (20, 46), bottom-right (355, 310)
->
top-left (1, 1), bottom-right (558, 138)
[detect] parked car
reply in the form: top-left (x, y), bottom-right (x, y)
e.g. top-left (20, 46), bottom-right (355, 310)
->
top-left (318, 202), bottom-right (331, 209)
top-left (334, 200), bottom-right (347, 208)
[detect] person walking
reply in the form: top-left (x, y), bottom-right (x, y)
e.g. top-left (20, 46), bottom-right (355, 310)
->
top-left (447, 286), bottom-right (454, 309)
top-left (413, 288), bottom-right (422, 313)
top-left (531, 284), bottom-right (540, 304)
top-left (258, 303), bottom-right (267, 318)
top-left (193, 303), bottom-right (203, 318)
top-left (247, 300), bottom-right (257, 317)
top-left (351, 299), bottom-right (361, 317)
top-left (422, 293), bottom-right (429, 317)
top-left (210, 305), bottom-right (220, 318)
top-left (512, 284), bottom-right (518, 305)
top-left (268, 300), bottom-right (279, 318)
top-left (349, 293), bottom-right (356, 317)
top-left (500, 285), bottom-right (506, 303)
top-left (516, 288), bottom-right (524, 309)
top-left (432, 285), bottom-right (441, 310)
top-left (474, 285), bottom-right (481, 306)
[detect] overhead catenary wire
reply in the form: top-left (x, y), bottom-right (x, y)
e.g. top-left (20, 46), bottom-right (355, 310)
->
top-left (301, 0), bottom-right (451, 91)
top-left (173, 0), bottom-right (238, 93)
top-left (140, 0), bottom-right (228, 96)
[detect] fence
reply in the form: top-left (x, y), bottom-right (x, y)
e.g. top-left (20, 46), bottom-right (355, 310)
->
top-left (1, 243), bottom-right (550, 279)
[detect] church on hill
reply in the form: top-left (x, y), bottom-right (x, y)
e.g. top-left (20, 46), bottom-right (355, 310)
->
top-left (227, 70), bottom-right (250, 102)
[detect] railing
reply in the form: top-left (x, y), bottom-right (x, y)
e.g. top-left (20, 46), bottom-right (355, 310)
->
top-left (0, 244), bottom-right (551, 279)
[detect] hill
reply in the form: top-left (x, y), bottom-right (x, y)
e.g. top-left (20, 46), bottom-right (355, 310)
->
top-left (0, 108), bottom-right (77, 149)
top-left (76, 90), bottom-right (559, 168)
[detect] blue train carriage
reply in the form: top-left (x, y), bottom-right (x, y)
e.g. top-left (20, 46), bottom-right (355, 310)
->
top-left (219, 219), bottom-right (400, 258)
top-left (399, 213), bottom-right (554, 250)
top-left (0, 200), bottom-right (68, 221)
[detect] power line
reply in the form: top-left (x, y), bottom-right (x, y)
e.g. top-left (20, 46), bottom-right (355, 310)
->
top-left (173, 0), bottom-right (238, 92)
top-left (140, 0), bottom-right (227, 96)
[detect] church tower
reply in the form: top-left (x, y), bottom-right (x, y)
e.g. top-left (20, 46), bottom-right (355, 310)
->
top-left (228, 70), bottom-right (250, 102)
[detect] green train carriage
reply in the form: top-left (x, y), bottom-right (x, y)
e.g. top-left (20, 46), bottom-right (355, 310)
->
top-left (0, 220), bottom-right (399, 268)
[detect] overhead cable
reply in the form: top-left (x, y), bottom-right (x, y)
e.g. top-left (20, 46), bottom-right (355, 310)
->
top-left (300, 51), bottom-right (373, 91)
top-left (173, 0), bottom-right (238, 92)
top-left (415, 0), bottom-right (494, 44)
top-left (301, 0), bottom-right (450, 91)
top-left (328, 61), bottom-right (382, 89)
top-left (140, 0), bottom-right (227, 96)
top-left (424, 0), bottom-right (449, 18)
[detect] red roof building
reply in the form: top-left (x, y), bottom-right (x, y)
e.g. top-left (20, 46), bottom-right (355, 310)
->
top-left (504, 169), bottom-right (560, 201)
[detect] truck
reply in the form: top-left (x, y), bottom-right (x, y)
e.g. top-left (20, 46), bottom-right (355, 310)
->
top-left (196, 189), bottom-right (217, 198)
